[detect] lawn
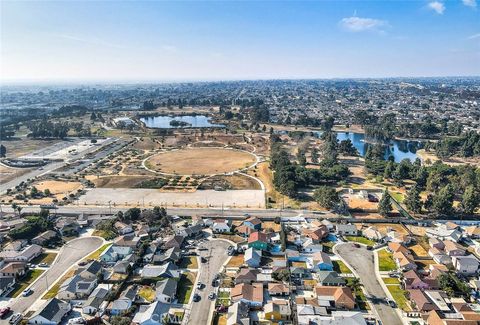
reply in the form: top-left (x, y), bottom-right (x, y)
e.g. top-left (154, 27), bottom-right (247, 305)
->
top-left (43, 269), bottom-right (75, 299)
top-left (177, 272), bottom-right (196, 304)
top-left (345, 236), bottom-right (376, 246)
top-left (32, 253), bottom-right (58, 265)
top-left (332, 260), bottom-right (352, 274)
top-left (138, 286), bottom-right (156, 302)
top-left (390, 192), bottom-right (405, 203)
top-left (387, 285), bottom-right (411, 311)
top-left (322, 241), bottom-right (336, 253)
top-left (378, 249), bottom-right (397, 272)
top-left (84, 243), bottom-right (111, 261)
top-left (178, 256), bottom-right (198, 269)
top-left (383, 277), bottom-right (400, 285)
top-left (217, 290), bottom-right (230, 306)
top-left (8, 269), bottom-right (45, 298)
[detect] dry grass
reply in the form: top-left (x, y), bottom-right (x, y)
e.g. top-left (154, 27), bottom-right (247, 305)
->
top-left (35, 180), bottom-right (82, 195)
top-left (92, 175), bottom-right (156, 188)
top-left (0, 165), bottom-right (32, 184)
top-left (374, 223), bottom-right (409, 236)
top-left (43, 269), bottom-right (75, 299)
top-left (145, 148), bottom-right (256, 175)
top-left (409, 244), bottom-right (429, 257)
top-left (226, 255), bottom-right (244, 268)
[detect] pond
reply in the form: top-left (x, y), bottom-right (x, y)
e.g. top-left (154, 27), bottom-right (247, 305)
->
top-left (334, 132), bottom-right (422, 163)
top-left (140, 115), bottom-right (224, 129)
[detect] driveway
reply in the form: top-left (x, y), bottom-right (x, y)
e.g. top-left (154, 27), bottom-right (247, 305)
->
top-left (186, 239), bottom-right (231, 325)
top-left (335, 243), bottom-right (403, 325)
top-left (7, 236), bottom-right (103, 314)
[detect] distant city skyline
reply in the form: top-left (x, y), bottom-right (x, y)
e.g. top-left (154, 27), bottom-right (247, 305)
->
top-left (1, 1), bottom-right (479, 82)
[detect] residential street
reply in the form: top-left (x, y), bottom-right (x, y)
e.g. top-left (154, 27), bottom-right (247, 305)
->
top-left (186, 239), bottom-right (231, 325)
top-left (335, 243), bottom-right (403, 325)
top-left (6, 236), bottom-right (103, 314)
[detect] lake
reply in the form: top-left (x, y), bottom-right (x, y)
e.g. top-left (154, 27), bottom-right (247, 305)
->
top-left (140, 115), bottom-right (224, 128)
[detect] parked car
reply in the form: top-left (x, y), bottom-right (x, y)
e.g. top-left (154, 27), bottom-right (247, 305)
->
top-left (0, 307), bottom-right (11, 319)
top-left (201, 257), bottom-right (208, 263)
top-left (387, 299), bottom-right (397, 308)
top-left (39, 263), bottom-right (49, 268)
top-left (366, 246), bottom-right (373, 250)
top-left (9, 313), bottom-right (22, 325)
top-left (208, 292), bottom-right (216, 300)
top-left (353, 243), bottom-right (360, 248)
top-left (193, 293), bottom-right (201, 302)
top-left (197, 282), bottom-right (204, 290)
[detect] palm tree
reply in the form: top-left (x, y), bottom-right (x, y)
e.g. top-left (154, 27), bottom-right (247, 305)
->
top-left (348, 278), bottom-right (362, 293)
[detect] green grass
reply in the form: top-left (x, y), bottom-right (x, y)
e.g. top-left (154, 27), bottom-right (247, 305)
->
top-left (390, 192), bottom-right (405, 203)
top-left (8, 269), bottom-right (45, 298)
top-left (332, 260), bottom-right (352, 274)
top-left (84, 243), bottom-right (112, 261)
top-left (345, 236), bottom-right (376, 246)
top-left (217, 290), bottom-right (230, 306)
top-left (322, 241), bottom-right (335, 253)
top-left (345, 278), bottom-right (369, 310)
top-left (378, 249), bottom-right (397, 272)
top-left (31, 253), bottom-right (58, 265)
top-left (177, 272), bottom-right (196, 304)
top-left (387, 285), bottom-right (410, 311)
top-left (383, 277), bottom-right (400, 285)
top-left (43, 269), bottom-right (75, 299)
top-left (138, 286), bottom-right (156, 302)
top-left (178, 256), bottom-right (198, 269)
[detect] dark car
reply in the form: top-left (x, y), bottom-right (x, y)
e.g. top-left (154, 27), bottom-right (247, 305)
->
top-left (353, 243), bottom-right (360, 248)
top-left (193, 293), bottom-right (201, 302)
top-left (211, 279), bottom-right (218, 287)
top-left (0, 307), bottom-right (11, 319)
top-left (201, 257), bottom-right (208, 263)
top-left (366, 246), bottom-right (373, 250)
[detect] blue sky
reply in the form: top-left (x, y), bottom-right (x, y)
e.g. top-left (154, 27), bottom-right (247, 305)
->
top-left (1, 1), bottom-right (479, 81)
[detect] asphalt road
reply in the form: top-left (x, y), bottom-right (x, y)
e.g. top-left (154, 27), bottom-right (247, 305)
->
top-left (7, 236), bottom-right (103, 315)
top-left (186, 239), bottom-right (231, 325)
top-left (335, 243), bottom-right (403, 325)
top-left (0, 205), bottom-right (328, 220)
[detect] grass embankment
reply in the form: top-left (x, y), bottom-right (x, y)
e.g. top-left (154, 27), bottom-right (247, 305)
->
top-left (9, 269), bottom-right (45, 298)
top-left (43, 269), bottom-right (75, 299)
top-left (177, 272), bottom-right (196, 304)
top-left (345, 278), bottom-right (369, 310)
top-left (378, 249), bottom-right (397, 272)
top-left (332, 260), bottom-right (352, 274)
top-left (84, 243), bottom-right (112, 261)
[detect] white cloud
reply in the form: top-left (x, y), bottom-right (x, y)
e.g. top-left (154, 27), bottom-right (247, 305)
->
top-left (467, 33), bottom-right (480, 39)
top-left (462, 0), bottom-right (477, 7)
top-left (428, 1), bottom-right (445, 14)
top-left (339, 16), bottom-right (389, 33)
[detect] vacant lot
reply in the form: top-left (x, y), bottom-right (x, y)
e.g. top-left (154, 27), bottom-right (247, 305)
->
top-left (145, 148), bottom-right (256, 175)
top-left (200, 174), bottom-right (261, 190)
top-left (0, 164), bottom-right (32, 184)
top-left (374, 223), bottom-right (409, 236)
top-left (35, 180), bottom-right (82, 195)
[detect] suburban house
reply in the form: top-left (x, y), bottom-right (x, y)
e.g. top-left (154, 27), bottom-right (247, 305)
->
top-left (0, 277), bottom-right (15, 297)
top-left (452, 255), bottom-right (479, 275)
top-left (465, 225), bottom-right (480, 239)
top-left (153, 247), bottom-right (181, 264)
top-left (114, 221), bottom-right (134, 235)
top-left (235, 268), bottom-right (260, 285)
top-left (303, 226), bottom-right (329, 243)
top-left (267, 282), bottom-right (290, 297)
top-left (28, 298), bottom-right (71, 325)
top-left (83, 286), bottom-right (109, 315)
top-left (114, 234), bottom-right (141, 248)
top-left (231, 283), bottom-right (264, 307)
top-left (315, 286), bottom-right (355, 310)
top-left (155, 278), bottom-right (177, 303)
top-left (163, 235), bottom-right (185, 249)
top-left (248, 232), bottom-right (269, 251)
top-left (263, 301), bottom-right (291, 322)
top-left (443, 240), bottom-right (466, 257)
top-left (312, 252), bottom-right (333, 271)
top-left (55, 218), bottom-right (80, 236)
top-left (335, 223), bottom-right (357, 236)
top-left (32, 230), bottom-right (58, 246)
top-left (243, 216), bottom-right (262, 231)
top-left (176, 223), bottom-right (203, 238)
top-left (318, 271), bottom-right (346, 286)
top-left (426, 224), bottom-right (462, 242)
top-left (0, 262), bottom-right (27, 278)
top-left (362, 226), bottom-right (384, 241)
top-left (245, 248), bottom-right (262, 268)
top-left (109, 286), bottom-right (137, 316)
top-left (227, 301), bottom-right (250, 325)
top-left (132, 301), bottom-right (173, 325)
top-left (403, 270), bottom-right (430, 290)
top-left (100, 245), bottom-right (133, 263)
top-left (141, 263), bottom-right (180, 279)
top-left (212, 219), bottom-right (231, 233)
top-left (57, 274), bottom-right (98, 300)
top-left (407, 289), bottom-right (437, 313)
top-left (0, 244), bottom-right (43, 263)
top-left (302, 238), bottom-right (323, 253)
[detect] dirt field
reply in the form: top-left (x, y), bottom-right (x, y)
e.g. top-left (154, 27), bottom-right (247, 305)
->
top-left (132, 137), bottom-right (162, 151)
top-left (0, 165), bottom-right (32, 184)
top-left (1, 138), bottom-right (61, 158)
top-left (199, 174), bottom-right (261, 190)
top-left (145, 148), bottom-right (256, 175)
top-left (35, 180), bottom-right (83, 195)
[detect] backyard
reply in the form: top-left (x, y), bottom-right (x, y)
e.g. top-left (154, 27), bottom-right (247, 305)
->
top-left (177, 272), bottom-right (196, 304)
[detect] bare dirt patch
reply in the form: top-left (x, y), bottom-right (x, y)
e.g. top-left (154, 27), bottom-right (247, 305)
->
top-left (35, 180), bottom-right (83, 195)
top-left (0, 165), bottom-right (32, 184)
top-left (91, 175), bottom-right (158, 188)
top-left (145, 148), bottom-right (256, 175)
top-left (199, 174), bottom-right (261, 190)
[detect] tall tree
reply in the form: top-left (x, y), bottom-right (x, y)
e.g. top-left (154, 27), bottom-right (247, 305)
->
top-left (378, 189), bottom-right (392, 217)
top-left (432, 185), bottom-right (455, 217)
top-left (405, 186), bottom-right (422, 214)
top-left (461, 185), bottom-right (479, 215)
top-left (313, 186), bottom-right (340, 210)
